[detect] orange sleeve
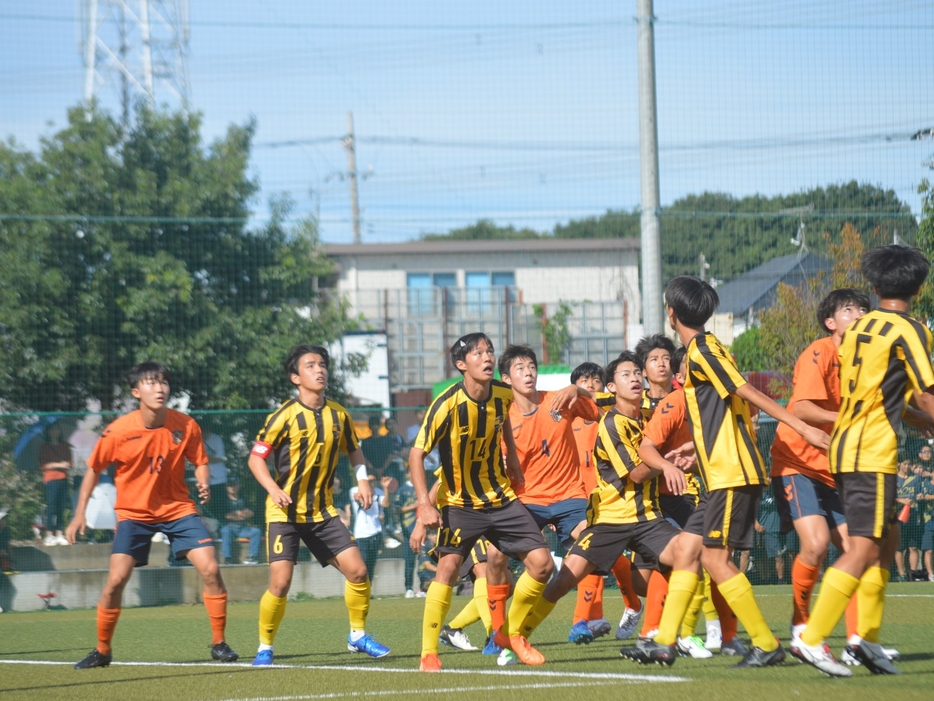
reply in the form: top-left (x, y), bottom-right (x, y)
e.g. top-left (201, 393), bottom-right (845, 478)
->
top-left (87, 427), bottom-right (117, 473)
top-left (184, 420), bottom-right (209, 466)
top-left (570, 396), bottom-right (600, 422)
top-left (793, 342), bottom-right (832, 403)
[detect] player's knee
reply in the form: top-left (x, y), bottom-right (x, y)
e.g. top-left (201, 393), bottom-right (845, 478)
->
top-left (526, 549), bottom-right (554, 581)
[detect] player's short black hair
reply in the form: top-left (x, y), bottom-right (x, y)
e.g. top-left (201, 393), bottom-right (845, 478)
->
top-left (634, 334), bottom-right (677, 366)
top-left (450, 333), bottom-right (494, 374)
top-left (861, 245), bottom-right (930, 300)
top-left (816, 288), bottom-right (871, 334)
top-left (571, 362), bottom-right (603, 384)
top-left (665, 276), bottom-right (720, 327)
top-left (498, 345), bottom-right (537, 377)
top-left (672, 346), bottom-right (687, 375)
top-left (603, 350), bottom-right (642, 387)
top-left (127, 361), bottom-right (170, 388)
top-left (284, 344), bottom-right (330, 379)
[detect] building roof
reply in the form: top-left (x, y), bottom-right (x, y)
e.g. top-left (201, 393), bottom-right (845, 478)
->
top-left (715, 253), bottom-right (831, 316)
top-left (324, 237), bottom-right (640, 256)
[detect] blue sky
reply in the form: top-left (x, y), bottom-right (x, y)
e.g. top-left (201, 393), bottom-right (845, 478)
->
top-left (1, 1), bottom-right (932, 243)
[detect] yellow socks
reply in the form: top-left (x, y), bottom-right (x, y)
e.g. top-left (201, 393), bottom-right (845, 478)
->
top-left (345, 579), bottom-right (371, 631)
top-left (448, 599), bottom-right (482, 631)
top-left (856, 566), bottom-right (888, 643)
top-left (472, 577), bottom-right (493, 635)
top-left (701, 571), bottom-right (718, 623)
top-left (258, 591), bottom-right (288, 646)
top-left (520, 595), bottom-right (557, 638)
top-left (679, 574), bottom-right (707, 639)
top-left (717, 573), bottom-right (778, 652)
top-left (800, 567), bottom-right (860, 647)
top-left (654, 570), bottom-right (699, 646)
top-left (421, 582), bottom-right (454, 656)
top-left (506, 572), bottom-right (547, 637)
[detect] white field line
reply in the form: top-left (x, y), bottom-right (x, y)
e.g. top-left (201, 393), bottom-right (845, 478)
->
top-left (754, 592), bottom-right (934, 598)
top-left (0, 658), bottom-right (689, 682)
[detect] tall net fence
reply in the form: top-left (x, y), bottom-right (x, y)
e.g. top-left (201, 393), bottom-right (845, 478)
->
top-left (2, 1), bottom-right (934, 610)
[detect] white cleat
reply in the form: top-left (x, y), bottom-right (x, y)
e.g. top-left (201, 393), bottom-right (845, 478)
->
top-left (587, 618), bottom-right (612, 639)
top-left (705, 620), bottom-right (722, 652)
top-left (439, 625), bottom-right (478, 651)
top-left (615, 606), bottom-right (643, 640)
top-left (497, 649), bottom-right (518, 666)
top-left (678, 635), bottom-right (714, 659)
top-left (789, 638), bottom-right (853, 677)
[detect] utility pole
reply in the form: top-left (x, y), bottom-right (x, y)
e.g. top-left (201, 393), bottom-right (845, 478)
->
top-left (698, 253), bottom-right (709, 282)
top-left (343, 112), bottom-right (362, 244)
top-left (636, 0), bottom-right (663, 335)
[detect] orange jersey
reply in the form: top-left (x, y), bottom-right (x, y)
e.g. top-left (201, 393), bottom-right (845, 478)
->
top-left (572, 416), bottom-right (601, 494)
top-left (642, 389), bottom-right (699, 496)
top-left (770, 336), bottom-right (838, 487)
top-left (508, 391), bottom-right (599, 506)
top-left (88, 409), bottom-right (208, 523)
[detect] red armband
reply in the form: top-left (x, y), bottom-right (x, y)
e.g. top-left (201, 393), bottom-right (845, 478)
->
top-left (251, 442), bottom-right (273, 459)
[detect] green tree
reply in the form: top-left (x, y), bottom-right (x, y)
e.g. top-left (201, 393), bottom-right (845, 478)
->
top-left (0, 104), bottom-right (354, 411)
top-left (913, 180), bottom-right (934, 325)
top-left (422, 219), bottom-right (541, 241)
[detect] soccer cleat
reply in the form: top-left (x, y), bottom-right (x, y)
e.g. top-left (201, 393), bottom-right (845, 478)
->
top-left (615, 606), bottom-right (643, 640)
top-left (347, 634), bottom-right (390, 658)
top-left (419, 653), bottom-right (442, 672)
top-left (789, 638), bottom-right (852, 677)
top-left (495, 631), bottom-right (545, 666)
top-left (252, 649), bottom-right (274, 666)
top-left (497, 649), bottom-right (518, 666)
top-left (841, 635), bottom-right (900, 666)
top-left (620, 639), bottom-right (676, 666)
top-left (404, 589), bottom-right (416, 599)
top-left (211, 642), bottom-right (239, 662)
top-left (482, 632), bottom-right (502, 656)
top-left (733, 644), bottom-right (785, 668)
top-left (720, 637), bottom-right (749, 657)
top-left (439, 625), bottom-right (478, 651)
top-left (587, 618), bottom-right (612, 639)
top-left (568, 619), bottom-right (595, 645)
top-left (74, 649), bottom-right (112, 669)
top-left (705, 620), bottom-right (722, 652)
top-left (790, 623), bottom-right (806, 641)
top-left (678, 635), bottom-right (714, 659)
top-left (850, 640), bottom-right (901, 675)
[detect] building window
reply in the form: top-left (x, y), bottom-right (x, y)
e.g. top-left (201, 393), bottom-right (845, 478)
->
top-left (407, 272), bottom-right (456, 316)
top-left (466, 271), bottom-right (516, 315)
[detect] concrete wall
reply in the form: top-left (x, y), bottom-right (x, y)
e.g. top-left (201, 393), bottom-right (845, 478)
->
top-left (0, 558), bottom-right (406, 612)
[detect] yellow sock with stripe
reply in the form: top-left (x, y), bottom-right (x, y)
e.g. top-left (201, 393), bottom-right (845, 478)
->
top-left (345, 579), bottom-right (371, 632)
top-left (520, 595), bottom-right (557, 638)
top-left (800, 567), bottom-right (860, 647)
top-left (472, 577), bottom-right (493, 635)
top-left (654, 570), bottom-right (699, 646)
top-left (421, 582), bottom-right (454, 656)
top-left (506, 572), bottom-right (548, 637)
top-left (448, 598), bottom-right (482, 631)
top-left (701, 571), bottom-right (718, 622)
top-left (856, 566), bottom-right (889, 643)
top-left (679, 574), bottom-right (707, 638)
top-left (716, 573), bottom-right (778, 652)
top-left (258, 591), bottom-right (288, 646)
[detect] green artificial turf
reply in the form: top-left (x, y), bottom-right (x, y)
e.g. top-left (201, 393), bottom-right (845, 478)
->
top-left (1, 583), bottom-right (933, 701)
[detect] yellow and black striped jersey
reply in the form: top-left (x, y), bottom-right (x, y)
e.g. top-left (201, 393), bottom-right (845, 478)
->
top-left (255, 398), bottom-right (360, 524)
top-left (590, 408), bottom-right (662, 525)
top-left (831, 309), bottom-right (934, 475)
top-left (684, 332), bottom-right (766, 491)
top-left (595, 391), bottom-right (616, 414)
top-left (414, 379), bottom-right (516, 509)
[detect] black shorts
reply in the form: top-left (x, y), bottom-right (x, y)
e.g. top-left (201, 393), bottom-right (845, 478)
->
top-left (430, 536), bottom-right (490, 579)
top-left (436, 500), bottom-right (547, 560)
top-left (567, 519), bottom-right (681, 576)
top-left (266, 519), bottom-right (358, 567)
top-left (834, 472), bottom-right (897, 540)
top-left (684, 485), bottom-right (762, 550)
top-left (659, 494), bottom-right (697, 529)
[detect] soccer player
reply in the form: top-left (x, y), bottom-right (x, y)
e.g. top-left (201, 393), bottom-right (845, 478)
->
top-left (247, 344), bottom-right (389, 666)
top-left (629, 275), bottom-right (829, 669)
top-left (769, 289), bottom-right (868, 639)
top-left (517, 352), bottom-right (695, 666)
top-left (410, 333), bottom-right (554, 672)
top-left (66, 362), bottom-right (238, 668)
top-left (497, 345), bottom-right (604, 646)
top-left (792, 246), bottom-right (934, 676)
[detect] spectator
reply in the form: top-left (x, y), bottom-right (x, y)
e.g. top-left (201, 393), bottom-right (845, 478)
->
top-left (918, 472), bottom-right (934, 582)
top-left (756, 492), bottom-right (787, 584)
top-left (39, 423), bottom-right (72, 546)
top-left (69, 414), bottom-right (105, 512)
top-left (918, 444), bottom-right (934, 478)
top-left (219, 477), bottom-right (262, 565)
top-left (406, 408), bottom-right (439, 488)
top-left (349, 475), bottom-right (388, 578)
top-left (332, 473), bottom-right (352, 529)
top-left (394, 465), bottom-right (420, 597)
top-left (361, 415), bottom-right (392, 476)
top-left (896, 460), bottom-right (923, 581)
top-left (0, 509), bottom-right (13, 574)
top-left (203, 427), bottom-right (229, 521)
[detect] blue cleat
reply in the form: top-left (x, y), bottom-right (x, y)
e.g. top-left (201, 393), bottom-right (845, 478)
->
top-left (569, 619), bottom-right (595, 645)
top-left (482, 633), bottom-right (502, 655)
top-left (347, 634), bottom-right (391, 658)
top-left (252, 649), bottom-right (274, 666)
